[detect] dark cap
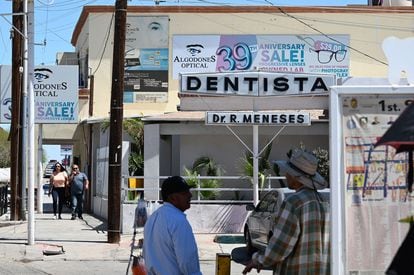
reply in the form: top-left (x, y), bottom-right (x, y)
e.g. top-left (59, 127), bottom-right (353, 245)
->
top-left (161, 176), bottom-right (191, 201)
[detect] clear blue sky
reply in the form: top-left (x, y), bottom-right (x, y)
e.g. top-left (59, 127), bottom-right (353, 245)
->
top-left (0, 0), bottom-right (366, 160)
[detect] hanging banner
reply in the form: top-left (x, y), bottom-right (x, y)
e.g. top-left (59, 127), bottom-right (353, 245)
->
top-left (173, 34), bottom-right (349, 80)
top-left (0, 65), bottom-right (11, 123)
top-left (0, 65), bottom-right (79, 124)
top-left (124, 16), bottom-right (169, 103)
top-left (60, 145), bottom-right (73, 155)
top-left (342, 94), bottom-right (414, 273)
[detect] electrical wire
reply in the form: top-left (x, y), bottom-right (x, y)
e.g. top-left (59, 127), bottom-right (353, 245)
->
top-left (40, 0), bottom-right (50, 64)
top-left (276, 6), bottom-right (388, 66)
top-left (92, 12), bottom-right (115, 75)
top-left (36, 0), bottom-right (102, 12)
top-left (25, 0), bottom-right (414, 70)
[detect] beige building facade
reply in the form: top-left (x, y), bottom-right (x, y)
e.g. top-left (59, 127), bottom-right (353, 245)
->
top-left (45, 5), bottom-right (414, 237)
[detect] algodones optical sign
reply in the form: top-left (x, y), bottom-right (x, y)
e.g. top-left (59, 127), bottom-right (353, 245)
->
top-left (173, 34), bottom-right (349, 79)
top-left (206, 111), bottom-right (311, 126)
top-left (0, 65), bottom-right (78, 124)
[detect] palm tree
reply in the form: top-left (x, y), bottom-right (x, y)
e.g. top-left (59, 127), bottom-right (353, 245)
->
top-left (240, 142), bottom-right (272, 190)
top-left (183, 156), bottom-right (223, 199)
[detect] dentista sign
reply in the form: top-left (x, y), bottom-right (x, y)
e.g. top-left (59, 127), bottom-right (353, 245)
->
top-left (180, 71), bottom-right (335, 96)
top-left (205, 111), bottom-right (311, 126)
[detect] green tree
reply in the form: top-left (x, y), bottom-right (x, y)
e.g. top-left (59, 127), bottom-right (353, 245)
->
top-left (240, 142), bottom-right (272, 189)
top-left (183, 156), bottom-right (223, 199)
top-left (101, 117), bottom-right (144, 176)
top-left (0, 128), bottom-right (10, 167)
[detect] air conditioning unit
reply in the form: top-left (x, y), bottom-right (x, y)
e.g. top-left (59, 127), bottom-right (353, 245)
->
top-left (381, 0), bottom-right (412, 6)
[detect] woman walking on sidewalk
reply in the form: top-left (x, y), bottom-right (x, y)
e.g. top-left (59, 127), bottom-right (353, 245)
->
top-left (48, 162), bottom-right (68, 220)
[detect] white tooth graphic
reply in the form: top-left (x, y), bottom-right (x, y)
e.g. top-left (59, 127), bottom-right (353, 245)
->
top-left (382, 36), bottom-right (414, 85)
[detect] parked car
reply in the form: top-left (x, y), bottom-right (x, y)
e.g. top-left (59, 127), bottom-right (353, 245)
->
top-left (244, 188), bottom-right (330, 254)
top-left (43, 160), bottom-right (57, 178)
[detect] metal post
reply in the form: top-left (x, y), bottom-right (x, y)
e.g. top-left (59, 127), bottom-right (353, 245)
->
top-left (216, 253), bottom-right (231, 275)
top-left (26, 0), bottom-right (35, 245)
top-left (37, 124), bottom-right (43, 213)
top-left (197, 175), bottom-right (201, 201)
top-left (253, 125), bottom-right (259, 206)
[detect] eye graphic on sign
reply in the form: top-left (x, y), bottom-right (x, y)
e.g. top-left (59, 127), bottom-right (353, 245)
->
top-left (148, 21), bottom-right (161, 31)
top-left (34, 68), bottom-right (53, 82)
top-left (186, 44), bottom-right (204, 56)
top-left (2, 97), bottom-right (12, 120)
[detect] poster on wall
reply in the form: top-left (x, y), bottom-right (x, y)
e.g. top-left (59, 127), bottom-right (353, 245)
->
top-left (124, 16), bottom-right (169, 103)
top-left (0, 65), bottom-right (79, 124)
top-left (342, 95), bottom-right (414, 272)
top-left (172, 34), bottom-right (349, 79)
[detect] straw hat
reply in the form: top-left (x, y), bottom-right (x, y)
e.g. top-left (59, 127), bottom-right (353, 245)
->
top-left (274, 149), bottom-right (328, 190)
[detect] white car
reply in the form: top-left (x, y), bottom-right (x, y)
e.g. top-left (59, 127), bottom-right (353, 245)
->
top-left (244, 188), bottom-right (329, 254)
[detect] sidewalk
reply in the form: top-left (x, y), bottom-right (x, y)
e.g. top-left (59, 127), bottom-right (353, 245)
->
top-left (0, 202), bottom-right (269, 274)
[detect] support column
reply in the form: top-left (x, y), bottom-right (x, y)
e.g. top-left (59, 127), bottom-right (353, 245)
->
top-left (253, 125), bottom-right (259, 206)
top-left (144, 124), bottom-right (160, 201)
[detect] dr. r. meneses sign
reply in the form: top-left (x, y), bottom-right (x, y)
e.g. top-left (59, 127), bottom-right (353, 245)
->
top-left (206, 111), bottom-right (311, 126)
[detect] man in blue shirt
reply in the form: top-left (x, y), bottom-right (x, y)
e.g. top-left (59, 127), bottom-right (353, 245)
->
top-left (69, 164), bottom-right (89, 220)
top-left (143, 176), bottom-right (202, 275)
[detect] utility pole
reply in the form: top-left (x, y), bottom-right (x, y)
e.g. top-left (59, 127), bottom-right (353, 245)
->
top-left (108, 0), bottom-right (127, 243)
top-left (10, 0), bottom-right (24, 221)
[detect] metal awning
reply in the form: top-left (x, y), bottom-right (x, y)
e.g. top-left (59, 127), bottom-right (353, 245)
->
top-left (142, 109), bottom-right (328, 123)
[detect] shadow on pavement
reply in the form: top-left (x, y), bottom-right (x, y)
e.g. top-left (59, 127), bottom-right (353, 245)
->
top-left (42, 202), bottom-right (71, 214)
top-left (83, 218), bottom-right (108, 233)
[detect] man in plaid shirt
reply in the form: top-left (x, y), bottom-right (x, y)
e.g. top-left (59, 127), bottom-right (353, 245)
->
top-left (243, 148), bottom-right (330, 274)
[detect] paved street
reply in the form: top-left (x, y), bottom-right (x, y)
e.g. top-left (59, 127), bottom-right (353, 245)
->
top-left (0, 192), bottom-right (271, 274)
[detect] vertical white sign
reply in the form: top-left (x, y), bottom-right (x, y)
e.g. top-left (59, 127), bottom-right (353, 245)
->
top-left (0, 65), bottom-right (12, 123)
top-left (0, 65), bottom-right (79, 124)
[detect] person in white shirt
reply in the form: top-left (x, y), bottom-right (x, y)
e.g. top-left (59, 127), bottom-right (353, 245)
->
top-left (143, 176), bottom-right (202, 275)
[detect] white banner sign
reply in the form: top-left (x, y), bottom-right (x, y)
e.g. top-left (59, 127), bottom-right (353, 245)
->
top-left (181, 71), bottom-right (335, 96)
top-left (0, 65), bottom-right (79, 124)
top-left (60, 144), bottom-right (73, 155)
top-left (206, 111), bottom-right (311, 126)
top-left (0, 66), bottom-right (11, 123)
top-left (173, 34), bottom-right (350, 79)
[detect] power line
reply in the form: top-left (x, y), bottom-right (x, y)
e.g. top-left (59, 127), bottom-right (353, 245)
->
top-left (276, 7), bottom-right (388, 66)
top-left (93, 12), bottom-right (115, 75)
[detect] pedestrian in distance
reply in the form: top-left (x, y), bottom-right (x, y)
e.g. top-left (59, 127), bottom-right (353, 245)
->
top-left (243, 148), bottom-right (330, 275)
top-left (143, 176), bottom-right (202, 275)
top-left (68, 164), bottom-right (89, 220)
top-left (48, 162), bottom-right (68, 220)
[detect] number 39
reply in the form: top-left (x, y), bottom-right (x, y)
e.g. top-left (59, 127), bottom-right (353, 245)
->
top-left (216, 43), bottom-right (252, 72)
